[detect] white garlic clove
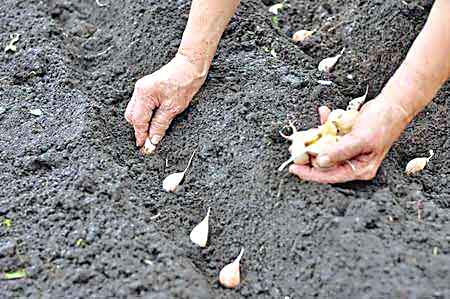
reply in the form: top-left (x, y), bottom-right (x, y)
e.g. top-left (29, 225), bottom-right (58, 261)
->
top-left (190, 208), bottom-right (210, 247)
top-left (327, 109), bottom-right (346, 123)
top-left (300, 128), bottom-right (321, 145)
top-left (318, 121), bottom-right (338, 137)
top-left (306, 135), bottom-right (338, 156)
top-left (347, 85), bottom-right (369, 111)
top-left (162, 171), bottom-right (185, 192)
top-left (334, 109), bottom-right (359, 135)
top-left (405, 150), bottom-right (434, 175)
top-left (219, 248), bottom-right (245, 289)
top-left (292, 30), bottom-right (314, 42)
top-left (141, 138), bottom-right (156, 155)
top-left (162, 148), bottom-right (197, 192)
top-left (268, 3), bottom-right (283, 14)
top-left (289, 141), bottom-right (309, 165)
top-left (318, 48), bottom-right (345, 72)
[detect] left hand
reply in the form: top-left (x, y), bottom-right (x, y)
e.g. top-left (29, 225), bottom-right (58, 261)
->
top-left (289, 96), bottom-right (411, 183)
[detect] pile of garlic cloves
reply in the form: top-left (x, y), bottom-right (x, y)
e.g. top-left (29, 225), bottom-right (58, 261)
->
top-left (278, 87), bottom-right (368, 171)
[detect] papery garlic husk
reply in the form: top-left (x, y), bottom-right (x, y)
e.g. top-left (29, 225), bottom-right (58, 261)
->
top-left (334, 109), bottom-right (359, 135)
top-left (318, 48), bottom-right (345, 72)
top-left (292, 30), bottom-right (314, 42)
top-left (319, 121), bottom-right (338, 137)
top-left (405, 150), bottom-right (434, 175)
top-left (306, 135), bottom-right (338, 156)
top-left (190, 208), bottom-right (210, 247)
top-left (142, 138), bottom-right (156, 155)
top-left (347, 85), bottom-right (369, 111)
top-left (268, 3), bottom-right (283, 14)
top-left (162, 171), bottom-right (185, 192)
top-left (219, 248), bottom-right (245, 289)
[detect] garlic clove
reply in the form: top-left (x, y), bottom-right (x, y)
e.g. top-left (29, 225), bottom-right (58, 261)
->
top-left (292, 30), bottom-right (314, 42)
top-left (347, 85), bottom-right (369, 111)
top-left (405, 150), bottom-right (434, 175)
top-left (162, 148), bottom-right (197, 192)
top-left (318, 48), bottom-right (345, 72)
top-left (219, 248), bottom-right (245, 289)
top-left (190, 208), bottom-right (210, 247)
top-left (268, 3), bottom-right (283, 14)
top-left (289, 141), bottom-right (309, 165)
top-left (162, 171), bottom-right (185, 192)
top-left (141, 138), bottom-right (156, 155)
top-left (306, 135), bottom-right (338, 156)
top-left (327, 109), bottom-right (346, 123)
top-left (319, 121), bottom-right (338, 137)
top-left (300, 128), bottom-right (321, 145)
top-left (334, 109), bottom-right (359, 134)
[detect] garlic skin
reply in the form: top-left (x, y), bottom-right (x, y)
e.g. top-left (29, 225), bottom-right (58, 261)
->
top-left (219, 248), bottom-right (245, 289)
top-left (318, 48), bottom-right (345, 72)
top-left (292, 30), bottom-right (314, 42)
top-left (162, 149), bottom-right (197, 192)
top-left (405, 150), bottom-right (434, 175)
top-left (190, 208), bottom-right (210, 247)
top-left (347, 85), bottom-right (369, 111)
top-left (141, 138), bottom-right (156, 155)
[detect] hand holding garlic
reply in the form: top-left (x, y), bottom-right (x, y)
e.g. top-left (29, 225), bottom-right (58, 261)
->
top-left (288, 93), bottom-right (414, 184)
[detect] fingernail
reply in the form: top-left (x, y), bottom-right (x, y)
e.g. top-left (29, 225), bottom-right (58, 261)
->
top-left (151, 135), bottom-right (162, 145)
top-left (317, 154), bottom-right (331, 168)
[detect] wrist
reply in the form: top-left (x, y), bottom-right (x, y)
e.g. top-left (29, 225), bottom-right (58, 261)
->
top-left (176, 48), bottom-right (210, 80)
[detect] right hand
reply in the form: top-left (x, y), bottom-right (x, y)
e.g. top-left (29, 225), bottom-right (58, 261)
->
top-left (125, 53), bottom-right (207, 151)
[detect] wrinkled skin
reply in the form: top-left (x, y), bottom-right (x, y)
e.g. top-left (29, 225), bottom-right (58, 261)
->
top-left (289, 97), bottom-right (410, 184)
top-left (125, 53), bottom-right (207, 147)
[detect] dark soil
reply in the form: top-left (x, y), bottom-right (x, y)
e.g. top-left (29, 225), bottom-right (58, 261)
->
top-left (1, 0), bottom-right (449, 298)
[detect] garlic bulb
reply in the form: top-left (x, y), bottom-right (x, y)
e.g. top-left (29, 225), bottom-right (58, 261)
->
top-left (219, 248), bottom-right (245, 289)
top-left (347, 85), bottom-right (369, 111)
top-left (318, 48), bottom-right (345, 72)
top-left (190, 208), bottom-right (210, 247)
top-left (162, 149), bottom-right (197, 192)
top-left (405, 150), bottom-right (434, 175)
top-left (292, 30), bottom-right (314, 42)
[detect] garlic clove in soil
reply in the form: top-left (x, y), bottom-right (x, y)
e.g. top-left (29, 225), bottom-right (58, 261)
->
top-left (162, 148), bottom-right (197, 192)
top-left (405, 150), bottom-right (434, 175)
top-left (219, 248), bottom-right (245, 289)
top-left (318, 48), bottom-right (345, 72)
top-left (142, 138), bottom-right (156, 155)
top-left (190, 208), bottom-right (210, 247)
top-left (268, 3), bottom-right (283, 14)
top-left (292, 30), bottom-right (314, 42)
top-left (347, 85), bottom-right (369, 111)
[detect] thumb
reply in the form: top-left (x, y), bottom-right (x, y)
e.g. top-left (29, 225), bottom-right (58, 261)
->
top-left (316, 133), bottom-right (366, 167)
top-left (148, 107), bottom-right (177, 145)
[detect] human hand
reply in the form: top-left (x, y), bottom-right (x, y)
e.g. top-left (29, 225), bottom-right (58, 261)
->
top-left (289, 96), bottom-right (412, 183)
top-left (125, 53), bottom-right (207, 153)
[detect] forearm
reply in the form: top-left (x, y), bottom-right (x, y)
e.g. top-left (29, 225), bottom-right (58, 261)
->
top-left (380, 0), bottom-right (450, 122)
top-left (178, 0), bottom-right (240, 76)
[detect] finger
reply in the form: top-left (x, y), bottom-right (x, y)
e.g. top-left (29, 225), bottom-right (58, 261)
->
top-left (319, 106), bottom-right (331, 125)
top-left (316, 133), bottom-right (367, 168)
top-left (131, 94), bottom-right (156, 147)
top-left (124, 96), bottom-right (135, 125)
top-left (289, 163), bottom-right (357, 184)
top-left (148, 107), bottom-right (177, 145)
